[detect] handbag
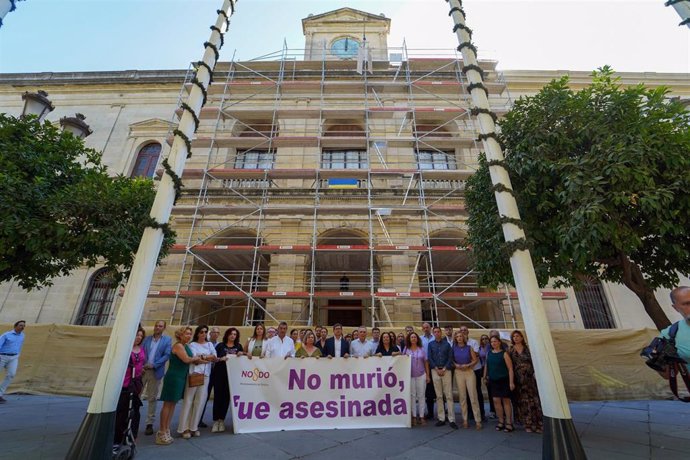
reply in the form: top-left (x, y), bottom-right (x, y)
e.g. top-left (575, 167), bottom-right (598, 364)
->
top-left (188, 372), bottom-right (205, 387)
top-left (126, 352), bottom-right (144, 395)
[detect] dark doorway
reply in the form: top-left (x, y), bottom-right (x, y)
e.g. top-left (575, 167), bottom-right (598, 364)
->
top-left (327, 300), bottom-right (363, 326)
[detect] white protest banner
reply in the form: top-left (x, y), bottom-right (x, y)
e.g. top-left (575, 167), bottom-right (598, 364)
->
top-left (226, 356), bottom-right (411, 433)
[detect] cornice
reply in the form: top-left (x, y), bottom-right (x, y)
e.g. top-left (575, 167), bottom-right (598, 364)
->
top-left (0, 69), bottom-right (188, 87)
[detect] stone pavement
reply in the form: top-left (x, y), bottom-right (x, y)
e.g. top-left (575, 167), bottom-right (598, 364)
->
top-left (0, 395), bottom-right (688, 459)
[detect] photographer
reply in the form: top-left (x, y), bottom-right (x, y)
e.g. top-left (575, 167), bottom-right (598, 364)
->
top-left (658, 287), bottom-right (690, 377)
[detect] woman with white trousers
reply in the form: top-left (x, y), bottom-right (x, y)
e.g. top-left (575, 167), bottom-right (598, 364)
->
top-left (177, 325), bottom-right (217, 438)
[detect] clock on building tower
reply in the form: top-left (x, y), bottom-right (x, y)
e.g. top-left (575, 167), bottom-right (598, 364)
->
top-left (330, 37), bottom-right (360, 59)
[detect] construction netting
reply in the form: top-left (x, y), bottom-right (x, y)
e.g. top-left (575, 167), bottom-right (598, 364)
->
top-left (1, 324), bottom-right (673, 400)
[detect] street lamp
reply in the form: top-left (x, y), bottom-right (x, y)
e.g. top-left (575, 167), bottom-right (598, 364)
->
top-left (21, 90), bottom-right (54, 121)
top-left (60, 113), bottom-right (93, 139)
top-left (0, 0), bottom-right (27, 29)
top-left (666, 0), bottom-right (690, 27)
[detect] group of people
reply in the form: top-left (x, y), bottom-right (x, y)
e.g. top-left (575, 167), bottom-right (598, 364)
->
top-left (115, 319), bottom-right (545, 447)
top-left (1, 286), bottom-right (688, 449)
top-left (407, 323), bottom-right (544, 433)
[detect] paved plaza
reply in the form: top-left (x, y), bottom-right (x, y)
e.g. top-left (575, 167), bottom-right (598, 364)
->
top-left (0, 395), bottom-right (688, 459)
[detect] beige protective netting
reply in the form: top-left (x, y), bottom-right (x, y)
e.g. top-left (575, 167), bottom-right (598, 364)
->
top-left (1, 324), bottom-right (672, 400)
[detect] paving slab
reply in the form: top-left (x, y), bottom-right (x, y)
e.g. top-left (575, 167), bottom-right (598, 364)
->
top-left (0, 395), bottom-right (688, 459)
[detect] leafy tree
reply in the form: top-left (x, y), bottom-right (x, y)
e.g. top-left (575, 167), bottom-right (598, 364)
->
top-left (0, 113), bottom-right (175, 290)
top-left (466, 67), bottom-right (690, 330)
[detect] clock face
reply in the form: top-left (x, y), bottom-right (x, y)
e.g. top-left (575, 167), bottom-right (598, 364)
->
top-left (331, 37), bottom-right (360, 59)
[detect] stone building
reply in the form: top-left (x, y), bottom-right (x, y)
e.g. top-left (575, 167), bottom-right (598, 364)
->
top-left (0, 8), bottom-right (688, 329)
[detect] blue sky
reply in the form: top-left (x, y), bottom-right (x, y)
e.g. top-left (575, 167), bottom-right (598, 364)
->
top-left (0, 0), bottom-right (688, 73)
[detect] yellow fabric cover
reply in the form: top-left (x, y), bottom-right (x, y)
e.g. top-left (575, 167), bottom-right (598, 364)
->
top-left (0, 324), bottom-right (671, 400)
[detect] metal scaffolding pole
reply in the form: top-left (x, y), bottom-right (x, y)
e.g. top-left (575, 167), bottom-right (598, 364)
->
top-left (446, 1), bottom-right (586, 458)
top-left (65, 2), bottom-right (236, 457)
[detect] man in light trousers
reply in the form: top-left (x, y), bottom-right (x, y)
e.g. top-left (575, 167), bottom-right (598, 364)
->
top-left (0, 320), bottom-right (26, 403)
top-left (427, 326), bottom-right (458, 429)
top-left (142, 320), bottom-right (172, 435)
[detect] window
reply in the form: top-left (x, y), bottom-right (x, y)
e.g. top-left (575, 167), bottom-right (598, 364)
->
top-left (234, 150), bottom-right (274, 169)
top-left (131, 142), bottom-right (161, 178)
top-left (226, 150), bottom-right (274, 188)
top-left (238, 123), bottom-right (277, 138)
top-left (322, 150), bottom-right (368, 169)
top-left (414, 124), bottom-right (452, 138)
top-left (574, 279), bottom-right (616, 329)
top-left (415, 150), bottom-right (456, 170)
top-left (75, 269), bottom-right (117, 326)
top-left (324, 124), bottom-right (365, 137)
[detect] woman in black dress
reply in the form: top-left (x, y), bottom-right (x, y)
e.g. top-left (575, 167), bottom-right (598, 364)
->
top-left (211, 327), bottom-right (244, 433)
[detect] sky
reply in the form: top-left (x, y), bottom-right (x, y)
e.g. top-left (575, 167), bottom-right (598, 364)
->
top-left (0, 0), bottom-right (688, 74)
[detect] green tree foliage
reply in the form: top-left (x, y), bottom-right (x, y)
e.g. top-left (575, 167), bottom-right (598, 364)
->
top-left (466, 67), bottom-right (690, 330)
top-left (0, 113), bottom-right (175, 290)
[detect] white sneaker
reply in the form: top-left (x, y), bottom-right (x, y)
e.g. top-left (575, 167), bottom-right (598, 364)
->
top-left (218, 420), bottom-right (226, 432)
top-left (211, 421), bottom-right (219, 433)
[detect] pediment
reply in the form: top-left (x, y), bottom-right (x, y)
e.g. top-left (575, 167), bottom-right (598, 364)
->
top-left (303, 8), bottom-right (390, 32)
top-left (129, 118), bottom-right (177, 135)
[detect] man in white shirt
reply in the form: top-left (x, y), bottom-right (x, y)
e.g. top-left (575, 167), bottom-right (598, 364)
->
top-left (350, 326), bottom-right (374, 358)
top-left (444, 325), bottom-right (454, 345)
top-left (459, 325), bottom-right (486, 421)
top-left (420, 322), bottom-right (434, 351)
top-left (263, 322), bottom-right (296, 358)
top-left (369, 327), bottom-right (381, 349)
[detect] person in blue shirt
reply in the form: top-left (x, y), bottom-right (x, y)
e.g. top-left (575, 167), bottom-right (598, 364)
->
top-left (0, 320), bottom-right (26, 403)
top-left (659, 287), bottom-right (690, 373)
top-left (427, 326), bottom-right (458, 429)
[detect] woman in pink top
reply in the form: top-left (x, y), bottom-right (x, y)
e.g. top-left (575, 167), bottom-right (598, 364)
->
top-left (404, 332), bottom-right (430, 426)
top-left (114, 327), bottom-right (147, 446)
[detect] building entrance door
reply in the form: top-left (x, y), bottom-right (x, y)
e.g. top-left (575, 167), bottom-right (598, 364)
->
top-left (326, 300), bottom-right (363, 326)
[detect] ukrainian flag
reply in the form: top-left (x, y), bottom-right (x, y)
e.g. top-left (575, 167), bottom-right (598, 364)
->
top-left (328, 178), bottom-right (359, 189)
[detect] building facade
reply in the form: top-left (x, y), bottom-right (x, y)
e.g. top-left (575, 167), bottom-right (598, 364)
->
top-left (1, 8), bottom-right (688, 329)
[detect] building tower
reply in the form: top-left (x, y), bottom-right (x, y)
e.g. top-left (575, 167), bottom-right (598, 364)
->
top-left (144, 8), bottom-right (566, 328)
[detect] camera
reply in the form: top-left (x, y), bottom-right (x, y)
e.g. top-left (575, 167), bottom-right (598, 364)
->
top-left (640, 337), bottom-right (684, 372)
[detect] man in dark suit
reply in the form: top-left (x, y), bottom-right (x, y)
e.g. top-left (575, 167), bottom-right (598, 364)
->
top-left (324, 323), bottom-right (350, 358)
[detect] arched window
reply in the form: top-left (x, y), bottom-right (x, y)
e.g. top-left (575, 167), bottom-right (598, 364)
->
top-left (238, 122), bottom-right (278, 138)
top-left (324, 124), bottom-right (365, 137)
top-left (414, 124), bottom-right (452, 138)
top-left (75, 269), bottom-right (117, 326)
top-left (131, 142), bottom-right (162, 178)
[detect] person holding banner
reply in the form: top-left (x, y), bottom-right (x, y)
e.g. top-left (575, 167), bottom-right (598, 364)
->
top-left (405, 332), bottom-right (429, 426)
top-left (263, 322), bottom-right (296, 359)
top-left (296, 331), bottom-right (322, 358)
top-left (428, 326), bottom-right (458, 429)
top-left (211, 327), bottom-right (244, 433)
top-left (375, 332), bottom-right (401, 357)
top-left (350, 326), bottom-right (375, 358)
top-left (245, 323), bottom-right (266, 358)
top-left (156, 327), bottom-right (204, 446)
top-left (178, 326), bottom-right (217, 439)
top-left (324, 323), bottom-right (350, 358)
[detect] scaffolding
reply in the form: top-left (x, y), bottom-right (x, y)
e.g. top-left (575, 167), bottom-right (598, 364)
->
top-left (147, 42), bottom-right (572, 329)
